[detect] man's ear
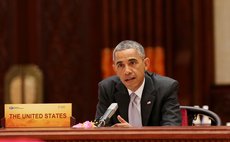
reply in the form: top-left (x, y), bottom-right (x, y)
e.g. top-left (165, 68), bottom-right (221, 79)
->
top-left (112, 64), bottom-right (117, 73)
top-left (144, 58), bottom-right (150, 70)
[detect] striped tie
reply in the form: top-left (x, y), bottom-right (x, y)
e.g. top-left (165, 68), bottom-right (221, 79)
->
top-left (128, 93), bottom-right (142, 127)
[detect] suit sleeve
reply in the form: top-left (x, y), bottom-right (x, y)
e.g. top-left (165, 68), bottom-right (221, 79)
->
top-left (160, 81), bottom-right (182, 126)
top-left (95, 82), bottom-right (110, 120)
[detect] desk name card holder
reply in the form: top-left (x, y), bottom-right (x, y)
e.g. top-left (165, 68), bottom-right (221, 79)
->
top-left (3, 103), bottom-right (75, 128)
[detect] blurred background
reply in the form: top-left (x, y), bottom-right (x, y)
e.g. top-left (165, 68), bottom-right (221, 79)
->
top-left (0, 0), bottom-right (230, 125)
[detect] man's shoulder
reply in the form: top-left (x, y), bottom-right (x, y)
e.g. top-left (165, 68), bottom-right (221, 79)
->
top-left (146, 71), bottom-right (178, 86)
top-left (99, 75), bottom-right (120, 85)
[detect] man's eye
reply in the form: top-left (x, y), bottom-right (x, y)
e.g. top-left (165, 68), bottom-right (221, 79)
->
top-left (130, 61), bottom-right (136, 65)
top-left (117, 64), bottom-right (124, 68)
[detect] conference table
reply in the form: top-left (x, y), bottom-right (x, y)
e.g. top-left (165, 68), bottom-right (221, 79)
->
top-left (0, 126), bottom-right (230, 142)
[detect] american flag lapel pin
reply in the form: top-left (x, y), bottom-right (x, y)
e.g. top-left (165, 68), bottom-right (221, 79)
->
top-left (147, 101), bottom-right (151, 105)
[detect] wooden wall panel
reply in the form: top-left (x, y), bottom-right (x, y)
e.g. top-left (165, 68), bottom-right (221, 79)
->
top-left (0, 0), bottom-right (103, 123)
top-left (165, 0), bottom-right (195, 105)
top-left (0, 0), bottom-right (9, 117)
top-left (101, 0), bottom-right (166, 78)
top-left (165, 0), bottom-right (215, 107)
top-left (102, 0), bottom-right (165, 48)
top-left (0, 0), bottom-right (20, 118)
top-left (37, 0), bottom-right (102, 122)
top-left (211, 85), bottom-right (230, 125)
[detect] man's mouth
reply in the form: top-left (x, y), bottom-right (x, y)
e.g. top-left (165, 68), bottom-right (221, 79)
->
top-left (125, 77), bottom-right (135, 82)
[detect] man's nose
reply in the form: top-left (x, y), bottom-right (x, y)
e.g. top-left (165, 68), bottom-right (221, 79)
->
top-left (124, 65), bottom-right (132, 75)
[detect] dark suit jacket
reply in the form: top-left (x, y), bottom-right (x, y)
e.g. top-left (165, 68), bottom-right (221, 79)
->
top-left (95, 71), bottom-right (182, 126)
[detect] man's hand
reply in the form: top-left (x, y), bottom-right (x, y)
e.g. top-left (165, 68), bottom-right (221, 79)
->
top-left (112, 115), bottom-right (133, 127)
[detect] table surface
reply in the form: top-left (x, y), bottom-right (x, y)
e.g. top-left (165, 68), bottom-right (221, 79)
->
top-left (0, 126), bottom-right (230, 141)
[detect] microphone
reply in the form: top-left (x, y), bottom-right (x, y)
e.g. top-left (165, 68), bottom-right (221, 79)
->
top-left (97, 103), bottom-right (118, 127)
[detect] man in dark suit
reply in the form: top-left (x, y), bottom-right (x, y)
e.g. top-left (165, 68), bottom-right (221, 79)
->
top-left (95, 40), bottom-right (181, 127)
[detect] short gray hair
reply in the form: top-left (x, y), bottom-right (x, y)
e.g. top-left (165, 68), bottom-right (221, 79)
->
top-left (112, 40), bottom-right (145, 61)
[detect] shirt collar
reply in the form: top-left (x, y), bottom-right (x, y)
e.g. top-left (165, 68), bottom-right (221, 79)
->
top-left (128, 78), bottom-right (145, 99)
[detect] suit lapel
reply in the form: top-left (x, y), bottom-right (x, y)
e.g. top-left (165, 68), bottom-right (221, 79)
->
top-left (141, 74), bottom-right (156, 126)
top-left (114, 82), bottom-right (130, 122)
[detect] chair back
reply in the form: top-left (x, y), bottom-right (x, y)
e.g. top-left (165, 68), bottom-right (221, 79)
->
top-left (180, 106), bottom-right (221, 126)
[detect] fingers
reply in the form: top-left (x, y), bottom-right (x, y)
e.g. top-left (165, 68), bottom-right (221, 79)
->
top-left (117, 115), bottom-right (127, 123)
top-left (111, 115), bottom-right (132, 128)
top-left (112, 123), bottom-right (131, 128)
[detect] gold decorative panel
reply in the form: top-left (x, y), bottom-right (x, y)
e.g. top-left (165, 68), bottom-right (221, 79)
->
top-left (4, 64), bottom-right (43, 104)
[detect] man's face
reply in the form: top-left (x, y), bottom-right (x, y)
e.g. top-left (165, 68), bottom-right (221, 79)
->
top-left (113, 48), bottom-right (149, 92)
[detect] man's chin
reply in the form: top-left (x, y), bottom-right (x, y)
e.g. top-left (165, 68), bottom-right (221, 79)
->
top-left (124, 83), bottom-right (135, 91)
